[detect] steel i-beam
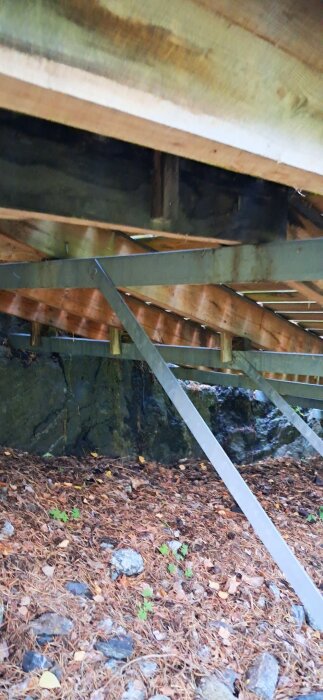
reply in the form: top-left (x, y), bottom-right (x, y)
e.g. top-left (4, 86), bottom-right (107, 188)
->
top-left (94, 259), bottom-right (323, 629)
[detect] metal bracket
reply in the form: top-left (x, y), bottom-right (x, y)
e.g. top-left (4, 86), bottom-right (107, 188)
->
top-left (94, 258), bottom-right (323, 628)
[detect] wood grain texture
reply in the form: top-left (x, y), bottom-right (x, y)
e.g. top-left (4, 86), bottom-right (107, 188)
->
top-left (0, 1), bottom-right (322, 191)
top-left (0, 111), bottom-right (287, 244)
top-left (2, 218), bottom-right (322, 353)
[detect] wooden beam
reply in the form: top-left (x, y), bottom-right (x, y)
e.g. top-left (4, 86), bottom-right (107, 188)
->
top-left (0, 291), bottom-right (109, 340)
top-left (128, 284), bottom-right (323, 354)
top-left (3, 288), bottom-right (218, 349)
top-left (0, 2), bottom-right (322, 191)
top-left (286, 282), bottom-right (323, 310)
top-left (0, 111), bottom-right (287, 245)
top-left (2, 221), bottom-right (322, 354)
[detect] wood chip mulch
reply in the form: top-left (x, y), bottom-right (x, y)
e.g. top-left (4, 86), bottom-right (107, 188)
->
top-left (0, 450), bottom-right (322, 699)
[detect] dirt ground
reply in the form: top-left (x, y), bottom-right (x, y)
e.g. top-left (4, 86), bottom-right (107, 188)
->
top-left (0, 449), bottom-right (322, 699)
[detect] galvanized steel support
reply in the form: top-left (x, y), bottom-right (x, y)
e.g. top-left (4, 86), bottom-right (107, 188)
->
top-left (94, 258), bottom-right (323, 629)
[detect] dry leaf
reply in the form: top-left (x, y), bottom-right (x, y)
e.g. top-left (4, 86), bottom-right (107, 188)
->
top-left (91, 452), bottom-right (99, 458)
top-left (200, 462), bottom-right (207, 471)
top-left (226, 576), bottom-right (239, 595)
top-left (93, 594), bottom-right (105, 603)
top-left (242, 574), bottom-right (264, 588)
top-left (18, 606), bottom-right (29, 617)
top-left (209, 581), bottom-right (220, 591)
top-left (138, 455), bottom-right (145, 464)
top-left (105, 470), bottom-right (112, 478)
top-left (218, 626), bottom-right (231, 641)
top-left (179, 464), bottom-right (186, 471)
top-left (90, 689), bottom-right (105, 700)
top-left (218, 590), bottom-right (229, 600)
top-left (39, 671), bottom-right (60, 689)
top-left (42, 565), bottom-right (55, 578)
top-left (4, 450), bottom-right (11, 456)
top-left (57, 539), bottom-right (69, 548)
top-left (74, 650), bottom-right (86, 662)
top-left (20, 596), bottom-right (31, 607)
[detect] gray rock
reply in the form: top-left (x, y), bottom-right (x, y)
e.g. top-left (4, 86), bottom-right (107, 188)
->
top-left (291, 695), bottom-right (323, 700)
top-left (197, 644), bottom-right (211, 661)
top-left (30, 613), bottom-right (74, 637)
top-left (291, 604), bottom-right (305, 629)
top-left (305, 609), bottom-right (323, 632)
top-left (0, 599), bottom-right (4, 625)
top-left (65, 581), bottom-right (92, 598)
top-left (122, 680), bottom-right (146, 700)
top-left (218, 669), bottom-right (239, 694)
top-left (197, 676), bottom-right (235, 699)
top-left (0, 640), bottom-right (9, 663)
top-left (97, 616), bottom-right (114, 635)
top-left (246, 653), bottom-right (279, 700)
top-left (149, 697), bottom-right (171, 700)
top-left (138, 659), bottom-right (158, 678)
top-left (22, 651), bottom-right (52, 673)
top-left (105, 658), bottom-right (122, 671)
top-left (167, 540), bottom-right (182, 554)
top-left (36, 634), bottom-right (55, 646)
top-left (266, 582), bottom-right (280, 601)
top-left (0, 519), bottom-right (14, 540)
top-left (111, 548), bottom-right (144, 577)
top-left (94, 635), bottom-right (134, 660)
top-left (257, 596), bottom-right (267, 609)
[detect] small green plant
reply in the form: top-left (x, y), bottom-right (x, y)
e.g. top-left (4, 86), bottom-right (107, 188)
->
top-left (159, 541), bottom-right (193, 579)
top-left (49, 506), bottom-right (81, 523)
top-left (71, 507), bottom-right (81, 520)
top-left (137, 587), bottom-right (154, 621)
top-left (307, 506), bottom-right (323, 523)
top-left (294, 406), bottom-right (304, 417)
top-left (180, 543), bottom-right (189, 557)
top-left (158, 543), bottom-right (170, 556)
top-left (49, 508), bottom-right (69, 522)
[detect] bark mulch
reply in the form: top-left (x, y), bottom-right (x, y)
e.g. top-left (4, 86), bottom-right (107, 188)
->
top-left (0, 449), bottom-right (322, 699)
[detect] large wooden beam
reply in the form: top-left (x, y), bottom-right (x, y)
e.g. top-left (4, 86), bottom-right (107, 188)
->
top-left (0, 111), bottom-right (287, 244)
top-left (0, 289), bottom-right (218, 348)
top-left (0, 2), bottom-right (322, 192)
top-left (1, 222), bottom-right (322, 353)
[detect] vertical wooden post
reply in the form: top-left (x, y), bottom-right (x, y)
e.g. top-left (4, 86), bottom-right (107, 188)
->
top-left (110, 327), bottom-right (121, 356)
top-left (220, 332), bottom-right (233, 364)
top-left (151, 151), bottom-right (179, 226)
top-left (30, 321), bottom-right (42, 347)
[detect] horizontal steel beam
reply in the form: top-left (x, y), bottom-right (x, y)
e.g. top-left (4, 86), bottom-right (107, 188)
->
top-left (0, 239), bottom-right (322, 288)
top-left (8, 335), bottom-right (323, 407)
top-left (8, 334), bottom-right (323, 378)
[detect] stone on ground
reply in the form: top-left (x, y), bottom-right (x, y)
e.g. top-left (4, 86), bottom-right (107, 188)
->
top-left (291, 604), bottom-right (305, 629)
top-left (149, 696), bottom-right (171, 700)
top-left (121, 679), bottom-right (146, 700)
top-left (291, 695), bottom-right (323, 700)
top-left (0, 519), bottom-right (14, 540)
top-left (197, 675), bottom-right (236, 699)
top-left (65, 581), bottom-right (93, 598)
top-left (111, 548), bottom-right (144, 576)
top-left (246, 652), bottom-right (279, 700)
top-left (22, 651), bottom-right (52, 672)
top-left (94, 635), bottom-right (134, 660)
top-left (138, 659), bottom-right (158, 678)
top-left (30, 613), bottom-right (74, 636)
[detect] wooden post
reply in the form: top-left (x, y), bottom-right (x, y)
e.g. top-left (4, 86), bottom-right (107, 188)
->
top-left (30, 321), bottom-right (42, 347)
top-left (110, 327), bottom-right (121, 356)
top-left (151, 151), bottom-right (179, 226)
top-left (220, 332), bottom-right (233, 364)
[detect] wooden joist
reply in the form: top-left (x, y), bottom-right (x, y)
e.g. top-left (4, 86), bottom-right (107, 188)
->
top-left (0, 1), bottom-right (322, 192)
top-left (1, 220), bottom-right (323, 354)
top-left (0, 110), bottom-right (288, 245)
top-left (0, 288), bottom-right (218, 348)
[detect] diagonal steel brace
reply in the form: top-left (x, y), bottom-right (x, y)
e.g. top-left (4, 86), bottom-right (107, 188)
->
top-left (234, 351), bottom-right (323, 458)
top-left (94, 259), bottom-right (323, 628)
